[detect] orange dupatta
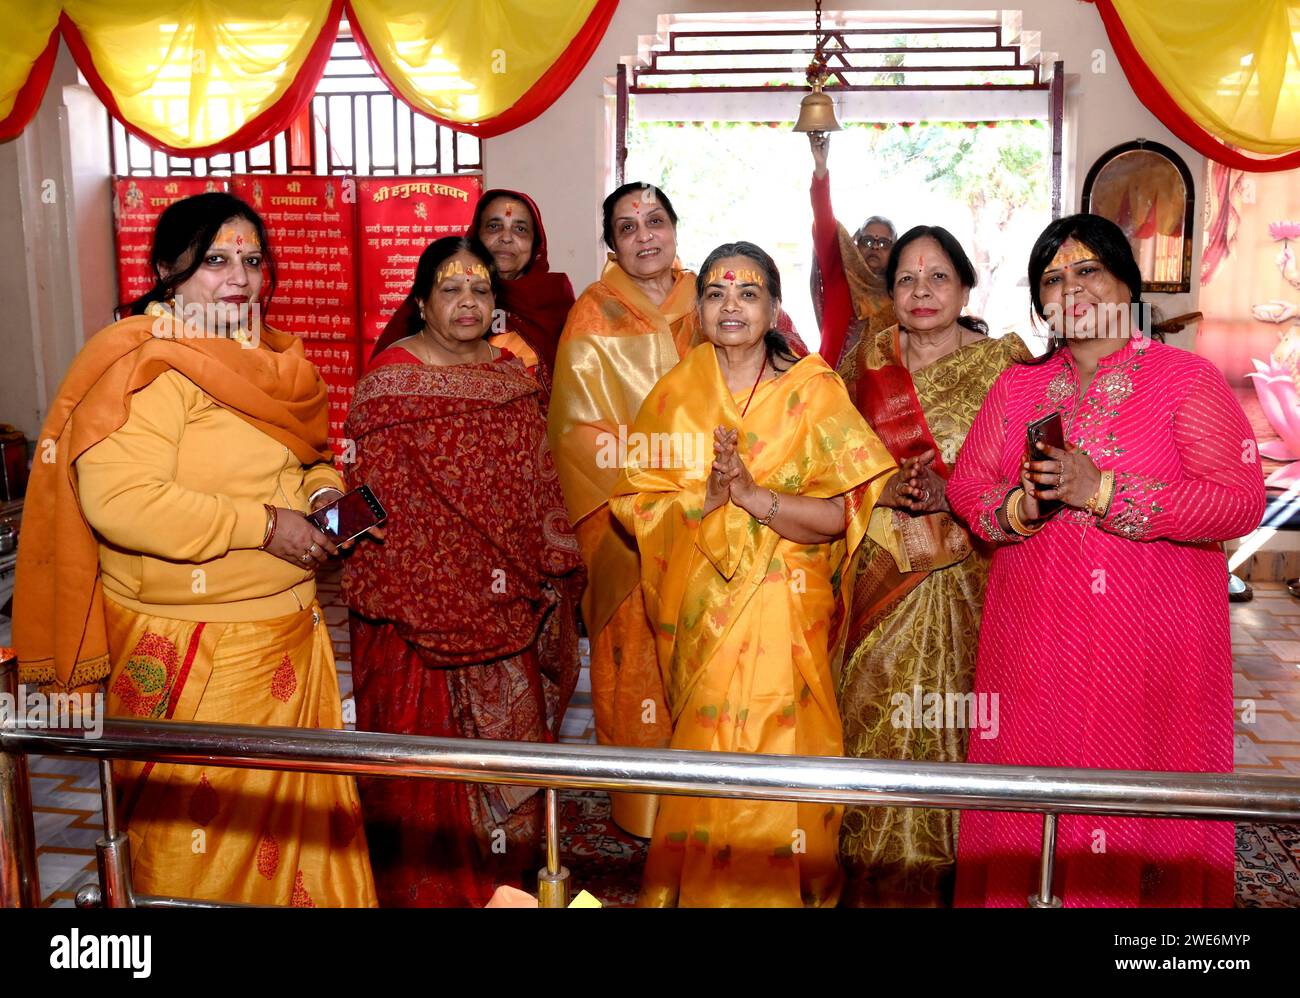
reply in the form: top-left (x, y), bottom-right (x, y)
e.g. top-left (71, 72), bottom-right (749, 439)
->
top-left (14, 313), bottom-right (331, 689)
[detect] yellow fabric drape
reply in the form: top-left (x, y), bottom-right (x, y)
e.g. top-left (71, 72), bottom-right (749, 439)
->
top-left (611, 344), bottom-right (896, 907)
top-left (0, 0), bottom-right (60, 124)
top-left (1110, 0), bottom-right (1300, 156)
top-left (548, 258), bottom-right (700, 638)
top-left (62, 0), bottom-right (336, 151)
top-left (349, 0), bottom-right (598, 127)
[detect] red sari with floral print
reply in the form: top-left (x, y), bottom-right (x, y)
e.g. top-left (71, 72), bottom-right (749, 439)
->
top-left (343, 346), bottom-right (584, 907)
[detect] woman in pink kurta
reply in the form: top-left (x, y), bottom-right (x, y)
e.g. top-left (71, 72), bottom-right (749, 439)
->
top-left (947, 214), bottom-right (1265, 907)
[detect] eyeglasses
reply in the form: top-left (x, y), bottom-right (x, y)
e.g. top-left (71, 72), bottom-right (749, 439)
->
top-left (857, 237), bottom-right (893, 250)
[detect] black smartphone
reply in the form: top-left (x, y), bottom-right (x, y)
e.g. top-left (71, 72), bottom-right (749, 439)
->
top-left (305, 485), bottom-right (387, 543)
top-left (1026, 412), bottom-right (1066, 519)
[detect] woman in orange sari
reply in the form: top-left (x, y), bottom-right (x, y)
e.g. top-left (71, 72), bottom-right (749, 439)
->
top-left (611, 242), bottom-right (902, 906)
top-left (13, 193), bottom-right (376, 906)
top-left (547, 182), bottom-right (698, 837)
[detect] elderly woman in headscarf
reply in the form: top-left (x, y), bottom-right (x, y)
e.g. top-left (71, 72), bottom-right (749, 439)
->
top-left (371, 189), bottom-right (575, 395)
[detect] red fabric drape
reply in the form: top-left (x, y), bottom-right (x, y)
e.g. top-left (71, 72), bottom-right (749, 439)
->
top-left (6, 1), bottom-right (615, 153)
top-left (1091, 0), bottom-right (1300, 173)
top-left (0, 26), bottom-right (59, 142)
top-left (346, 0), bottom-right (618, 140)
top-left (57, 4), bottom-right (342, 159)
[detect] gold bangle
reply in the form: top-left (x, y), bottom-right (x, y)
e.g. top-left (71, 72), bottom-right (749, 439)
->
top-left (1097, 469), bottom-right (1116, 517)
top-left (1006, 488), bottom-right (1043, 537)
top-left (756, 489), bottom-right (781, 526)
top-left (1085, 469), bottom-right (1116, 518)
top-left (259, 504), bottom-right (277, 550)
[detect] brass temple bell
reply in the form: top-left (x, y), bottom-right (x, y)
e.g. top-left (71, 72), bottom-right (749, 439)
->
top-left (792, 0), bottom-right (841, 134)
top-left (793, 76), bottom-right (842, 134)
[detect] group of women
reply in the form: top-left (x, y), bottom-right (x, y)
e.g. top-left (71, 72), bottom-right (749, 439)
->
top-left (13, 132), bottom-right (1264, 908)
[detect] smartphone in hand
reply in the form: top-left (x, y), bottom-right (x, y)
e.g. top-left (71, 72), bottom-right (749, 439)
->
top-left (1025, 412), bottom-right (1066, 519)
top-left (305, 485), bottom-right (387, 544)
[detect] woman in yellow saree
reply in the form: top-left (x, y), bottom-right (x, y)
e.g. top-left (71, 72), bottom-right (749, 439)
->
top-left (548, 182), bottom-right (698, 836)
top-left (611, 242), bottom-right (903, 907)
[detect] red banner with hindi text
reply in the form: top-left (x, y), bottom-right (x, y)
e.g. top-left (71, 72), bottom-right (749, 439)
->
top-left (229, 175), bottom-right (359, 450)
top-left (356, 176), bottom-right (482, 347)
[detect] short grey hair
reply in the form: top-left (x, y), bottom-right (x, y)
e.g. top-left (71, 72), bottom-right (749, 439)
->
top-left (853, 216), bottom-right (897, 242)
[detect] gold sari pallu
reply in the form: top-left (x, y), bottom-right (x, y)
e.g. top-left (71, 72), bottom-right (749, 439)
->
top-left (838, 324), bottom-right (977, 651)
top-left (549, 257), bottom-right (700, 636)
top-left (612, 344), bottom-right (896, 907)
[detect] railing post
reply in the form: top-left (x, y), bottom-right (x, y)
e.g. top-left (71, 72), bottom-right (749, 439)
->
top-left (95, 759), bottom-right (136, 908)
top-left (1028, 812), bottom-right (1063, 908)
top-left (536, 787), bottom-right (569, 908)
top-left (0, 656), bottom-right (41, 907)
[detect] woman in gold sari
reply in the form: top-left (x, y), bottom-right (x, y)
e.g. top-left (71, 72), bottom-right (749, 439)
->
top-left (13, 193), bottom-right (376, 906)
top-left (836, 225), bottom-right (1029, 907)
top-left (547, 182), bottom-right (698, 837)
top-left (611, 242), bottom-right (903, 907)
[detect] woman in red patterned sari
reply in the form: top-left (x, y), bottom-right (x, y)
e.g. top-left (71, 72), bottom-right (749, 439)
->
top-left (343, 236), bottom-right (585, 907)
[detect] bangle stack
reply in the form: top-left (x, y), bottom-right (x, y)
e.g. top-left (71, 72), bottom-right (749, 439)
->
top-left (1006, 488), bottom-right (1043, 537)
top-left (259, 504), bottom-right (278, 550)
top-left (756, 489), bottom-right (781, 526)
top-left (1085, 469), bottom-right (1116, 518)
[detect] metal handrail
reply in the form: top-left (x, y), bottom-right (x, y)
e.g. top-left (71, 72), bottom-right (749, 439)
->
top-left (7, 718), bottom-right (1300, 821)
top-left (3, 671), bottom-right (1299, 909)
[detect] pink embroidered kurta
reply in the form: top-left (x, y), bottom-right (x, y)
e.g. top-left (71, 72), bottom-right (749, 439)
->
top-left (947, 338), bottom-right (1265, 908)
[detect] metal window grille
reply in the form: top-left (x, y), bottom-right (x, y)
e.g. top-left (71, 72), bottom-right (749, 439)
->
top-left (628, 19), bottom-right (1054, 93)
top-left (108, 30), bottom-right (482, 178)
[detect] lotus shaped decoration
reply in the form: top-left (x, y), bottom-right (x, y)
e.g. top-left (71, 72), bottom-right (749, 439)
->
top-left (1246, 355), bottom-right (1300, 486)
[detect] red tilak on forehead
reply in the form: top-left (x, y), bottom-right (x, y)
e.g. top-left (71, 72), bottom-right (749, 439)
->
top-left (504, 204), bottom-right (513, 217)
top-left (633, 201), bottom-right (641, 214)
top-left (724, 269), bottom-right (735, 281)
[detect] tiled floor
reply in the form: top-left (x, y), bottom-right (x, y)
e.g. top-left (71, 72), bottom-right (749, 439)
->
top-left (16, 576), bottom-right (1300, 907)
